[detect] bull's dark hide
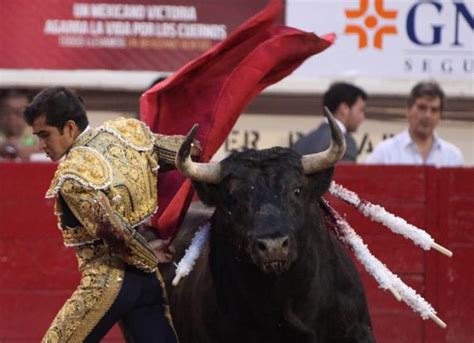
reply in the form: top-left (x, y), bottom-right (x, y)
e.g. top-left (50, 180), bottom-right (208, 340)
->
top-left (161, 148), bottom-right (375, 343)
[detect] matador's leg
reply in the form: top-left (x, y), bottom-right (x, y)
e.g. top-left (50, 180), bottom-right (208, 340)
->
top-left (42, 249), bottom-right (124, 343)
top-left (120, 269), bottom-right (178, 343)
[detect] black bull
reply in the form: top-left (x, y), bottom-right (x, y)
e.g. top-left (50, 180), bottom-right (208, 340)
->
top-left (160, 147), bottom-right (375, 343)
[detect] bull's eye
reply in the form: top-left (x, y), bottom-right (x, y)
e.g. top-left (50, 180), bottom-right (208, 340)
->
top-left (294, 187), bottom-right (301, 196)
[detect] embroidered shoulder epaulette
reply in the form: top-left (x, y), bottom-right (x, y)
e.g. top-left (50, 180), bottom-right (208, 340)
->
top-left (100, 117), bottom-right (154, 151)
top-left (46, 147), bottom-right (113, 198)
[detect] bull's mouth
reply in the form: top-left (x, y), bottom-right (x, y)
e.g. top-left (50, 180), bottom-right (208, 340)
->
top-left (261, 261), bottom-right (291, 275)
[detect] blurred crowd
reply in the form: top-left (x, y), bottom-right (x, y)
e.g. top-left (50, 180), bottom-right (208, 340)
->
top-left (0, 80), bottom-right (464, 166)
top-left (0, 89), bottom-right (41, 161)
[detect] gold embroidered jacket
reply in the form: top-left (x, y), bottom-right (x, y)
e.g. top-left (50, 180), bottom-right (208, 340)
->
top-left (46, 118), bottom-right (184, 272)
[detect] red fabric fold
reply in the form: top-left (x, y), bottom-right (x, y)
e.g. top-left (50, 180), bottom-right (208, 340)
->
top-left (140, 0), bottom-right (333, 238)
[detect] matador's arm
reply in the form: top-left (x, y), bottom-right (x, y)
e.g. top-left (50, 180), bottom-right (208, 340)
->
top-left (154, 134), bottom-right (201, 172)
top-left (59, 179), bottom-right (159, 272)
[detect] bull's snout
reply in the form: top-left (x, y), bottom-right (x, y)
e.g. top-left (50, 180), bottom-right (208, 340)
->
top-left (253, 235), bottom-right (292, 274)
top-left (256, 236), bottom-right (289, 260)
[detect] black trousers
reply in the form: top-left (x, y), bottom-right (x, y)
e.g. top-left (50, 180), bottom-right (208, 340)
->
top-left (84, 265), bottom-right (178, 343)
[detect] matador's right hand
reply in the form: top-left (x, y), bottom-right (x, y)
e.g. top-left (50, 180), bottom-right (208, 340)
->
top-left (149, 238), bottom-right (175, 263)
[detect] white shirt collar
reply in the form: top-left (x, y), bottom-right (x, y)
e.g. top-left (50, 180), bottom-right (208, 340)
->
top-left (401, 130), bottom-right (442, 151)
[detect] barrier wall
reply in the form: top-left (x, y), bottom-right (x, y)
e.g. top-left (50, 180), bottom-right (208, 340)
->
top-left (0, 162), bottom-right (472, 342)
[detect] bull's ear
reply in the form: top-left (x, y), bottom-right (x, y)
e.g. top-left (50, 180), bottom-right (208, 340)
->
top-left (192, 181), bottom-right (220, 207)
top-left (307, 167), bottom-right (334, 196)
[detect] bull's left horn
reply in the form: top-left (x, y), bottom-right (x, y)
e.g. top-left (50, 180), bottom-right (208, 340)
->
top-left (175, 124), bottom-right (222, 184)
top-left (301, 107), bottom-right (346, 174)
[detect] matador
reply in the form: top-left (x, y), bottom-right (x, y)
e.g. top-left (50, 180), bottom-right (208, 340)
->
top-left (24, 87), bottom-right (192, 342)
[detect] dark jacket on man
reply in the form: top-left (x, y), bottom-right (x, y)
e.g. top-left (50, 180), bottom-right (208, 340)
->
top-left (292, 122), bottom-right (358, 162)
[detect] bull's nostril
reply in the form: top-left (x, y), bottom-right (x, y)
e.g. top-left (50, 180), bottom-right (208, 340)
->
top-left (257, 241), bottom-right (267, 252)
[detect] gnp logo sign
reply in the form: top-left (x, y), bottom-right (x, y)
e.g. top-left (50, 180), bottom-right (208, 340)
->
top-left (343, 0), bottom-right (473, 75)
top-left (287, 0), bottom-right (473, 80)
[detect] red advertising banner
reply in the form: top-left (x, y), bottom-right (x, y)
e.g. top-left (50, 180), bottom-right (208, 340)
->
top-left (0, 0), bottom-right (279, 71)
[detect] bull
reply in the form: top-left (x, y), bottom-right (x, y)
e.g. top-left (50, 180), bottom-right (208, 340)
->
top-left (161, 111), bottom-right (375, 342)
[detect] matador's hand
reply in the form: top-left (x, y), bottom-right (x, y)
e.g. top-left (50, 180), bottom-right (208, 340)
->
top-left (149, 238), bottom-right (175, 263)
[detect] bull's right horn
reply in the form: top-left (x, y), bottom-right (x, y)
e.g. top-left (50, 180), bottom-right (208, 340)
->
top-left (175, 124), bottom-right (222, 184)
top-left (301, 107), bottom-right (346, 174)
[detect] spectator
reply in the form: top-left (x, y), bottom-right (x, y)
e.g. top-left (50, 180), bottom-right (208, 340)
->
top-left (292, 82), bottom-right (367, 162)
top-left (366, 81), bottom-right (463, 166)
top-left (0, 89), bottom-right (41, 160)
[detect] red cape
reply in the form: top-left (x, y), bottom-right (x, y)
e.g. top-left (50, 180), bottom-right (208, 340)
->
top-left (140, 0), bottom-right (334, 238)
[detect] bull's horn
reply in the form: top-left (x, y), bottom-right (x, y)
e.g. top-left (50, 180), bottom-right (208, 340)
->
top-left (175, 124), bottom-right (222, 184)
top-left (301, 107), bottom-right (347, 174)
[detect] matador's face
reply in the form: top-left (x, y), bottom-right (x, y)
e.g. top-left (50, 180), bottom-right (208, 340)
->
top-left (32, 114), bottom-right (78, 161)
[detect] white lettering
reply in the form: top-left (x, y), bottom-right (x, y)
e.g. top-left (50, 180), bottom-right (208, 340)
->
top-left (146, 6), bottom-right (197, 21)
top-left (105, 21), bottom-right (132, 36)
top-left (90, 4), bottom-right (146, 20)
top-left (131, 22), bottom-right (177, 38)
top-left (58, 36), bottom-right (86, 47)
top-left (73, 3), bottom-right (90, 18)
top-left (89, 21), bottom-right (104, 35)
top-left (44, 20), bottom-right (89, 35)
top-left (177, 23), bottom-right (227, 39)
top-left (87, 37), bottom-right (127, 47)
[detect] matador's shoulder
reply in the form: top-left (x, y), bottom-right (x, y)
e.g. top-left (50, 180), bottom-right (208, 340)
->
top-left (46, 146), bottom-right (113, 198)
top-left (99, 117), bottom-right (154, 151)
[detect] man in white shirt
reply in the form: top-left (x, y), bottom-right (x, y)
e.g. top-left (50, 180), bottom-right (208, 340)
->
top-left (366, 81), bottom-right (464, 167)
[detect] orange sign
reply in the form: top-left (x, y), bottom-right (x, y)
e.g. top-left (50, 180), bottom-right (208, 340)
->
top-left (344, 0), bottom-right (398, 49)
